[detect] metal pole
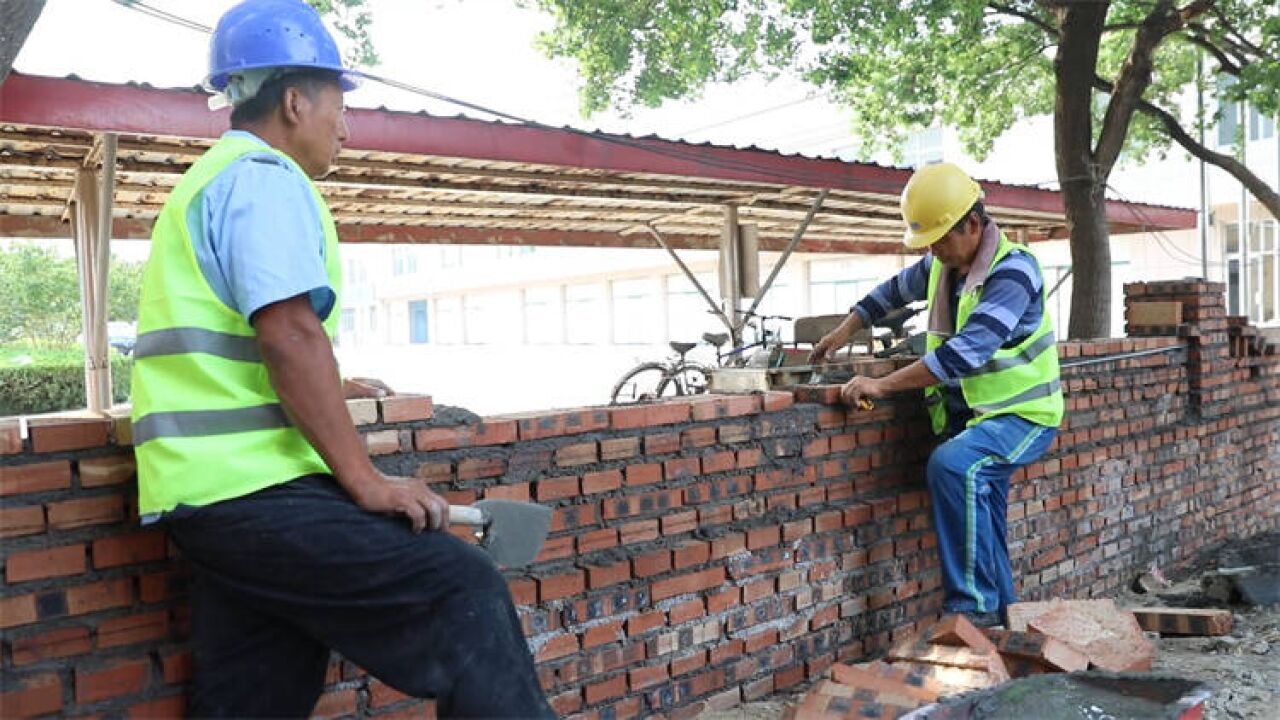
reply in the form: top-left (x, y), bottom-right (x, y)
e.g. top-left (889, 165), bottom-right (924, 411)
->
top-left (746, 188), bottom-right (829, 318)
top-left (721, 205), bottom-right (741, 342)
top-left (642, 224), bottom-right (733, 335)
top-left (1196, 54), bottom-right (1208, 280)
top-left (1239, 98), bottom-right (1250, 320)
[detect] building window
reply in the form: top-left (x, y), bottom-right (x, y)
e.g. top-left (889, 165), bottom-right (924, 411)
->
top-left (666, 273), bottom-right (719, 343)
top-left (1248, 106), bottom-right (1275, 142)
top-left (808, 259), bottom-right (878, 316)
top-left (337, 308), bottom-right (356, 346)
top-left (902, 126), bottom-right (944, 167)
top-left (565, 283), bottom-right (606, 345)
top-left (434, 297), bottom-right (464, 344)
top-left (392, 248), bottom-right (419, 276)
top-left (612, 277), bottom-right (660, 345)
top-left (409, 300), bottom-right (429, 344)
top-left (1216, 75), bottom-right (1240, 147)
top-left (1224, 220), bottom-right (1279, 326)
top-left (523, 286), bottom-right (563, 344)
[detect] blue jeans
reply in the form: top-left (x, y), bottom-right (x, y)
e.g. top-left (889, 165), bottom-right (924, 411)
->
top-left (926, 414), bottom-right (1056, 614)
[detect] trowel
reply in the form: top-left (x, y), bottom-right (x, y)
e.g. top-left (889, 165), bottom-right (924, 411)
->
top-left (449, 500), bottom-right (552, 568)
top-left (800, 360), bottom-right (875, 411)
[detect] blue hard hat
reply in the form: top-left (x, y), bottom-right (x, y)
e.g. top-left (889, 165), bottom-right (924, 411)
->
top-left (206, 0), bottom-right (360, 91)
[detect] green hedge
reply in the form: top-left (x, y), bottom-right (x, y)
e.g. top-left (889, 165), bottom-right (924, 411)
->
top-left (0, 348), bottom-right (131, 416)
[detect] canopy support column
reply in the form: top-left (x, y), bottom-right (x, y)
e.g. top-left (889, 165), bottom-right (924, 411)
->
top-left (69, 132), bottom-right (117, 412)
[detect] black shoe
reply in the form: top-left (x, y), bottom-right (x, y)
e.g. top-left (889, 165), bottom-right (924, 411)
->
top-left (960, 610), bottom-right (1005, 628)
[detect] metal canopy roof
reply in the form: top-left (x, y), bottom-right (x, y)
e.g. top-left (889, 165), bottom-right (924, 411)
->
top-left (0, 72), bottom-right (1195, 253)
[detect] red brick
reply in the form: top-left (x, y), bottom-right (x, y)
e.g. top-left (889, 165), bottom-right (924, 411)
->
top-left (128, 694), bottom-right (188, 719)
top-left (537, 475), bottom-right (580, 501)
top-left (0, 505), bottom-right (46, 538)
top-left (414, 420), bottom-right (516, 450)
top-left (6, 543), bottom-right (86, 583)
top-left (633, 550), bottom-right (672, 578)
top-left (664, 456), bottom-right (701, 480)
top-left (509, 578), bottom-right (537, 605)
top-left (537, 633), bottom-right (579, 662)
top-left (584, 674), bottom-right (627, 704)
top-left (610, 401), bottom-right (691, 430)
top-left (364, 429), bottom-right (401, 455)
top-left (983, 629), bottom-right (1089, 673)
top-left (29, 418), bottom-right (110, 453)
top-left (584, 620), bottom-right (625, 649)
top-left (555, 441), bottom-right (598, 467)
top-left (312, 688), bottom-right (359, 719)
top-left (10, 626), bottom-right (92, 665)
top-left (0, 461), bottom-right (72, 497)
top-left (458, 457), bottom-right (506, 480)
top-left (75, 658), bottom-right (150, 703)
top-left (534, 535), bottom-right (574, 563)
top-left (763, 391), bottom-right (794, 411)
top-left (578, 527), bottom-right (619, 554)
top-left (549, 689), bottom-right (582, 716)
top-left (380, 394), bottom-right (434, 423)
top-left (78, 453), bottom-right (137, 487)
top-left (887, 639), bottom-right (1009, 682)
top-left (415, 461), bottom-right (453, 484)
top-left (661, 510), bottom-right (698, 536)
top-left (0, 673), bottom-right (62, 718)
top-left (628, 611), bottom-right (664, 637)
top-left (672, 541), bottom-right (711, 569)
top-left (669, 598), bottom-right (705, 624)
top-left (645, 431), bottom-right (681, 454)
top-left (588, 561), bottom-right (631, 590)
top-left (600, 436), bottom-right (641, 461)
top-left (651, 567), bottom-right (726, 601)
top-left (47, 495), bottom-right (125, 530)
top-left (0, 594), bottom-right (38, 629)
top-left (0, 419), bottom-right (21, 455)
top-left (625, 463), bottom-right (662, 487)
top-left (538, 571), bottom-right (585, 602)
top-left (98, 610), bottom-right (169, 648)
top-left (162, 651), bottom-right (193, 684)
top-left (1129, 607), bottom-right (1234, 636)
top-left (483, 482), bottom-right (529, 503)
top-left (629, 663), bottom-right (669, 691)
top-left (1023, 599), bottom-right (1153, 672)
top-left (582, 469), bottom-right (622, 494)
top-left (619, 519), bottom-right (659, 545)
top-left (682, 425), bottom-right (717, 449)
top-left (92, 531), bottom-right (168, 569)
top-left (66, 577), bottom-right (133, 615)
top-left (927, 614), bottom-right (998, 655)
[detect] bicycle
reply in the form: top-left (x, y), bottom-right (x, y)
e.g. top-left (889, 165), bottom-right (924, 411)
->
top-left (608, 311), bottom-right (791, 404)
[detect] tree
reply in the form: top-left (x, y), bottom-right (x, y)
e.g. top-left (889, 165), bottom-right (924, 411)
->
top-left (0, 243), bottom-right (145, 347)
top-left (527, 0), bottom-right (1279, 337)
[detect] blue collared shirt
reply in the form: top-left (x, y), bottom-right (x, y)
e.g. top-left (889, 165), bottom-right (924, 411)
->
top-left (187, 130), bottom-right (335, 323)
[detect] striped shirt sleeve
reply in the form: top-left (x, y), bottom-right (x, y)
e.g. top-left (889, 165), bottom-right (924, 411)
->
top-left (922, 250), bottom-right (1044, 382)
top-left (851, 255), bottom-right (932, 326)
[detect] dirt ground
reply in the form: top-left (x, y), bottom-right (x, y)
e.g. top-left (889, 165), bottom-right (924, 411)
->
top-left (699, 567), bottom-right (1278, 719)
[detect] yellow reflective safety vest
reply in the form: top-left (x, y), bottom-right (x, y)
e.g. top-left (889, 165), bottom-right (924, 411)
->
top-left (131, 134), bottom-right (342, 515)
top-left (923, 234), bottom-right (1063, 435)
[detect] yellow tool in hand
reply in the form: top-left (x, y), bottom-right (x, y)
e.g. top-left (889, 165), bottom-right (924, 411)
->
top-left (856, 398), bottom-right (875, 411)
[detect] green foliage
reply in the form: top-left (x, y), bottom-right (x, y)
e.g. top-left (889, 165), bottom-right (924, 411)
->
top-left (529, 0), bottom-right (1278, 167)
top-left (0, 243), bottom-right (146, 347)
top-left (0, 346), bottom-right (131, 416)
top-left (307, 0), bottom-right (380, 67)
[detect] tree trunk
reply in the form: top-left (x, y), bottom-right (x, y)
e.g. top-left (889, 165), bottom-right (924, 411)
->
top-left (1050, 1), bottom-right (1112, 338)
top-left (0, 0), bottom-right (46, 85)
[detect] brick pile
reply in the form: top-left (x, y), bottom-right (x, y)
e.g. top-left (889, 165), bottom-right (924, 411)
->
top-left (1, 280), bottom-right (1277, 719)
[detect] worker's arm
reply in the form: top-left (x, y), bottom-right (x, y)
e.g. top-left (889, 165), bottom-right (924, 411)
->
top-left (840, 360), bottom-right (940, 407)
top-left (254, 295), bottom-right (447, 532)
top-left (809, 255), bottom-right (931, 364)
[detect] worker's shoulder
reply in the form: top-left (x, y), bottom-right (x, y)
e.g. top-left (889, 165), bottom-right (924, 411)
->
top-left (989, 247), bottom-right (1045, 286)
top-left (208, 150), bottom-right (313, 197)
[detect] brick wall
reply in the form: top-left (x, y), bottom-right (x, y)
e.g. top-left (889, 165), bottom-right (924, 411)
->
top-left (1, 280), bottom-right (1276, 719)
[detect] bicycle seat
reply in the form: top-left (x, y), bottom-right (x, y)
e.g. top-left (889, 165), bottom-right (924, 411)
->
top-left (669, 341), bottom-right (697, 355)
top-left (702, 332), bottom-right (730, 348)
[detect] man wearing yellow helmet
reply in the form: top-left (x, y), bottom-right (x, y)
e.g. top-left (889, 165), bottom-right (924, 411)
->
top-left (810, 163), bottom-right (1063, 627)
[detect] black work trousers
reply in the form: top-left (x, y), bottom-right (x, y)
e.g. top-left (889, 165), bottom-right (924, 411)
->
top-left (165, 474), bottom-right (553, 719)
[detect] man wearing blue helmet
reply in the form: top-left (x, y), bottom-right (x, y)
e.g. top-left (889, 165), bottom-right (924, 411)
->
top-left (131, 1), bottom-right (553, 717)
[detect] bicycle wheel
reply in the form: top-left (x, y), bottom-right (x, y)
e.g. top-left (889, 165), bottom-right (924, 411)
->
top-left (610, 362), bottom-right (672, 404)
top-left (657, 362), bottom-right (712, 397)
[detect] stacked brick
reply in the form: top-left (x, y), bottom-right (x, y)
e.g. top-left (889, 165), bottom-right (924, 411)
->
top-left (1, 281), bottom-right (1277, 719)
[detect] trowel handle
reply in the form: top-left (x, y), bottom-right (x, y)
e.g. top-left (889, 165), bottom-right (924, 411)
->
top-left (448, 505), bottom-right (485, 526)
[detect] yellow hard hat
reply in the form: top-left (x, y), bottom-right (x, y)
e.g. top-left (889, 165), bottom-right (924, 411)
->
top-left (900, 162), bottom-right (983, 250)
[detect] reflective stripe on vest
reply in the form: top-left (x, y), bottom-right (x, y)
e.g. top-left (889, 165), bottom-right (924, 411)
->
top-left (923, 234), bottom-right (1063, 435)
top-left (131, 134), bottom-right (342, 515)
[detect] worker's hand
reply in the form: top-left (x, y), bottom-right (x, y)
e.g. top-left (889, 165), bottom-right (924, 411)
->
top-left (808, 331), bottom-right (845, 365)
top-left (840, 375), bottom-right (886, 409)
top-left (355, 476), bottom-right (449, 533)
top-left (343, 377), bottom-right (395, 399)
